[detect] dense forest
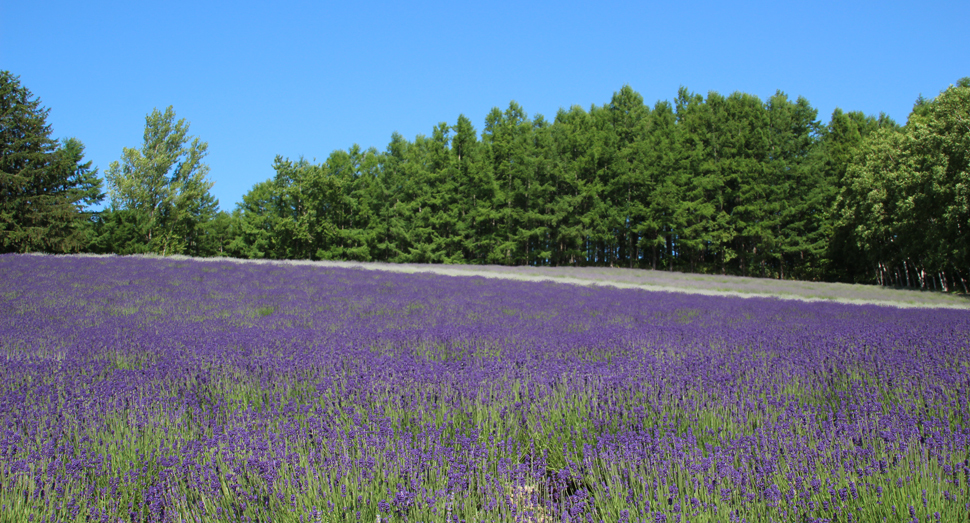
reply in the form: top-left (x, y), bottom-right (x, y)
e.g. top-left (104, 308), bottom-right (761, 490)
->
top-left (2, 70), bottom-right (968, 291)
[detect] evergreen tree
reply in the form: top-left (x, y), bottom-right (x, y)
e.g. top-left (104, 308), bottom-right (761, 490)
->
top-left (90, 208), bottom-right (153, 255)
top-left (512, 112), bottom-right (545, 266)
top-left (269, 156), bottom-right (318, 260)
top-left (54, 138), bottom-right (105, 212)
top-left (343, 146), bottom-right (382, 261)
top-left (0, 71), bottom-right (103, 253)
top-left (54, 137), bottom-right (106, 249)
top-left (584, 105), bottom-right (618, 266)
top-left (710, 91), bottom-right (766, 275)
top-left (198, 210), bottom-right (236, 257)
top-left (397, 134), bottom-right (441, 263)
top-left (423, 123), bottom-right (459, 262)
top-left (229, 179), bottom-right (284, 259)
top-left (719, 92), bottom-right (769, 276)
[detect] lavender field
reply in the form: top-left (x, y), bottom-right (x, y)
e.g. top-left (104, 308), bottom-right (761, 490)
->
top-left (1, 255), bottom-right (968, 523)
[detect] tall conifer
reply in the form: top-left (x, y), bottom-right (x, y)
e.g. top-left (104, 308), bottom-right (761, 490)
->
top-left (0, 71), bottom-right (101, 253)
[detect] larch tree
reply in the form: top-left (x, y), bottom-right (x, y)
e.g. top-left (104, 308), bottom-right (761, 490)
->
top-left (220, 80), bottom-right (967, 290)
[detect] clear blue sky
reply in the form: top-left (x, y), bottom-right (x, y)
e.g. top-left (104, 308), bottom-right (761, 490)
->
top-left (2, 0), bottom-right (967, 211)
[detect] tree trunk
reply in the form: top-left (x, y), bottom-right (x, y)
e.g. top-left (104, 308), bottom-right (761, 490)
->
top-left (952, 264), bottom-right (970, 294)
top-left (630, 238), bottom-right (636, 269)
top-left (667, 234), bottom-right (674, 272)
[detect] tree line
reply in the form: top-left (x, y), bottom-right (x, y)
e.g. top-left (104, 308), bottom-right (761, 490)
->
top-left (2, 70), bottom-right (968, 291)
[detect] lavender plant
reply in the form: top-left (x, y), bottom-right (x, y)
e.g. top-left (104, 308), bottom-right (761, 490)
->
top-left (1, 254), bottom-right (968, 523)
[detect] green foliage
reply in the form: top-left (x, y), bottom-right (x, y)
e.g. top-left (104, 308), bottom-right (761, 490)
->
top-left (4, 70), bottom-right (960, 289)
top-left (102, 106), bottom-right (218, 256)
top-left (820, 109), bottom-right (899, 282)
top-left (89, 208), bottom-right (153, 255)
top-left (226, 79), bottom-right (970, 292)
top-left (835, 79), bottom-right (970, 291)
top-left (0, 71), bottom-right (103, 253)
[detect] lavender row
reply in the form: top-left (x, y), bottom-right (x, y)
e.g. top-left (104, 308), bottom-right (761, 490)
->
top-left (1, 254), bottom-right (968, 522)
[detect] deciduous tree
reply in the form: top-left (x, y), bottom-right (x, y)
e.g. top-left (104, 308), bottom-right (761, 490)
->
top-left (104, 106), bottom-right (218, 255)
